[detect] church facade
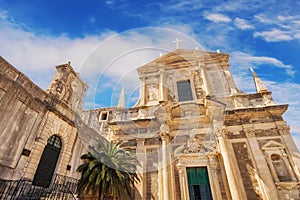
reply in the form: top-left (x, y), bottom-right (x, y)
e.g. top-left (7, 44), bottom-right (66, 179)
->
top-left (0, 49), bottom-right (300, 199)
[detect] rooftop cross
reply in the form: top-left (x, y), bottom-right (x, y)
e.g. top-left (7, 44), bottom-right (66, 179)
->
top-left (172, 38), bottom-right (182, 49)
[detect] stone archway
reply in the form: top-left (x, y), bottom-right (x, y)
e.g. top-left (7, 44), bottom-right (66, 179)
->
top-left (33, 135), bottom-right (62, 187)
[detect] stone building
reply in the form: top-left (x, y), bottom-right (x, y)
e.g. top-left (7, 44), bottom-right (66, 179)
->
top-left (0, 58), bottom-right (88, 195)
top-left (0, 49), bottom-right (300, 199)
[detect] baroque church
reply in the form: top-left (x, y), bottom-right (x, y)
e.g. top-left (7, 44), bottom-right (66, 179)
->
top-left (0, 49), bottom-right (300, 200)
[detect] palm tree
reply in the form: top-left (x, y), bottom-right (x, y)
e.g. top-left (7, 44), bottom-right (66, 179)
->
top-left (77, 140), bottom-right (140, 200)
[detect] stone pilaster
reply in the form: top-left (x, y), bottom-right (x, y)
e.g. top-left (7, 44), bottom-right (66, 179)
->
top-left (135, 139), bottom-right (146, 200)
top-left (278, 126), bottom-right (300, 179)
top-left (161, 134), bottom-right (170, 200)
top-left (245, 130), bottom-right (279, 200)
top-left (140, 76), bottom-right (146, 105)
top-left (217, 130), bottom-right (243, 199)
top-left (176, 162), bottom-right (188, 200)
top-left (208, 155), bottom-right (223, 200)
top-left (159, 66), bottom-right (166, 102)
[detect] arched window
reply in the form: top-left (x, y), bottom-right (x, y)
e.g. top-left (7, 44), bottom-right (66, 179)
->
top-left (47, 135), bottom-right (62, 149)
top-left (271, 153), bottom-right (291, 182)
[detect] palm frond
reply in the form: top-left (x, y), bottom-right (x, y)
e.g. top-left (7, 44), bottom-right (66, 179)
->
top-left (77, 139), bottom-right (140, 199)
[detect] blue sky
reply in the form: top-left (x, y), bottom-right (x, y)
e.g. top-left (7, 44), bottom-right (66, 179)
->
top-left (0, 0), bottom-right (300, 146)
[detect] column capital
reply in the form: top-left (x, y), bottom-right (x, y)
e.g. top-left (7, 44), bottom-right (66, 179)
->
top-left (278, 126), bottom-right (290, 135)
top-left (136, 138), bottom-right (145, 145)
top-left (160, 123), bottom-right (170, 139)
top-left (245, 130), bottom-right (256, 138)
top-left (158, 65), bottom-right (165, 72)
top-left (176, 161), bottom-right (185, 170)
top-left (208, 155), bottom-right (218, 167)
top-left (160, 132), bottom-right (170, 142)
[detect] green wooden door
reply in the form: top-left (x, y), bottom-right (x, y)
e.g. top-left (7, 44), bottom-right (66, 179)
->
top-left (187, 167), bottom-right (212, 200)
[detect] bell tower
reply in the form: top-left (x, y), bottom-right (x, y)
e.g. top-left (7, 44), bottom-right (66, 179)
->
top-left (47, 62), bottom-right (88, 113)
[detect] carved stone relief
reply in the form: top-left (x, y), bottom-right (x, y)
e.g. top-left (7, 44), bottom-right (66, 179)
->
top-left (183, 129), bottom-right (216, 154)
top-left (147, 83), bottom-right (158, 101)
top-left (193, 70), bottom-right (204, 99)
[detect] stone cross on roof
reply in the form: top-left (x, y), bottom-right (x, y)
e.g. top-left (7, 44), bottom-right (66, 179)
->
top-left (172, 38), bottom-right (182, 49)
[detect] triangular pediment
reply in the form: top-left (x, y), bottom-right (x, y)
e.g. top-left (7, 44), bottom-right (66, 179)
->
top-left (261, 140), bottom-right (285, 150)
top-left (137, 49), bottom-right (229, 73)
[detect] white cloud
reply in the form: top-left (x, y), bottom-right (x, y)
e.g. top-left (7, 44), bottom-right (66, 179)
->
top-left (230, 51), bottom-right (294, 74)
top-left (88, 16), bottom-right (97, 24)
top-left (162, 0), bottom-right (207, 12)
top-left (205, 13), bottom-right (232, 23)
top-left (234, 18), bottom-right (254, 30)
top-left (255, 14), bottom-right (300, 29)
top-left (253, 14), bottom-right (300, 42)
top-left (105, 0), bottom-right (114, 6)
top-left (0, 22), bottom-right (109, 89)
top-left (254, 15), bottom-right (274, 24)
top-left (104, 0), bottom-right (129, 9)
top-left (0, 9), bottom-right (8, 20)
top-left (0, 14), bottom-right (202, 107)
top-left (254, 28), bottom-right (293, 42)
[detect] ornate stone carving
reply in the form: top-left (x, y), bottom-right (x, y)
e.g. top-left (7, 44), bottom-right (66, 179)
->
top-left (246, 130), bottom-right (256, 138)
top-left (184, 129), bottom-right (200, 153)
top-left (147, 83), bottom-right (158, 101)
top-left (276, 182), bottom-right (299, 190)
top-left (193, 70), bottom-right (204, 99)
top-left (167, 88), bottom-right (176, 102)
top-left (184, 142), bottom-right (201, 153)
top-left (246, 164), bottom-right (264, 199)
top-left (184, 129), bottom-right (216, 154)
top-left (278, 126), bottom-right (290, 136)
top-left (49, 79), bottom-right (65, 99)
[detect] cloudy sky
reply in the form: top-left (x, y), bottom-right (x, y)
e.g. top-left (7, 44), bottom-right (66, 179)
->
top-left (0, 0), bottom-right (300, 147)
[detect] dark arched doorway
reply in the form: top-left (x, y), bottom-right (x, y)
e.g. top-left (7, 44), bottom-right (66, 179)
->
top-left (33, 135), bottom-right (62, 187)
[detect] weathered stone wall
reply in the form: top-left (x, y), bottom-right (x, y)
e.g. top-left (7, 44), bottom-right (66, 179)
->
top-left (232, 142), bottom-right (261, 199)
top-left (0, 57), bottom-right (47, 179)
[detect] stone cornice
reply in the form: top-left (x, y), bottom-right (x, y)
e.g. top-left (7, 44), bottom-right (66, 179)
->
top-left (225, 104), bottom-right (288, 115)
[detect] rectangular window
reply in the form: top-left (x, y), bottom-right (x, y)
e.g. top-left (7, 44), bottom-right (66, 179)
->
top-left (22, 148), bottom-right (31, 157)
top-left (187, 167), bottom-right (212, 200)
top-left (66, 165), bottom-right (72, 171)
top-left (177, 80), bottom-right (193, 102)
top-left (100, 111), bottom-right (108, 121)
